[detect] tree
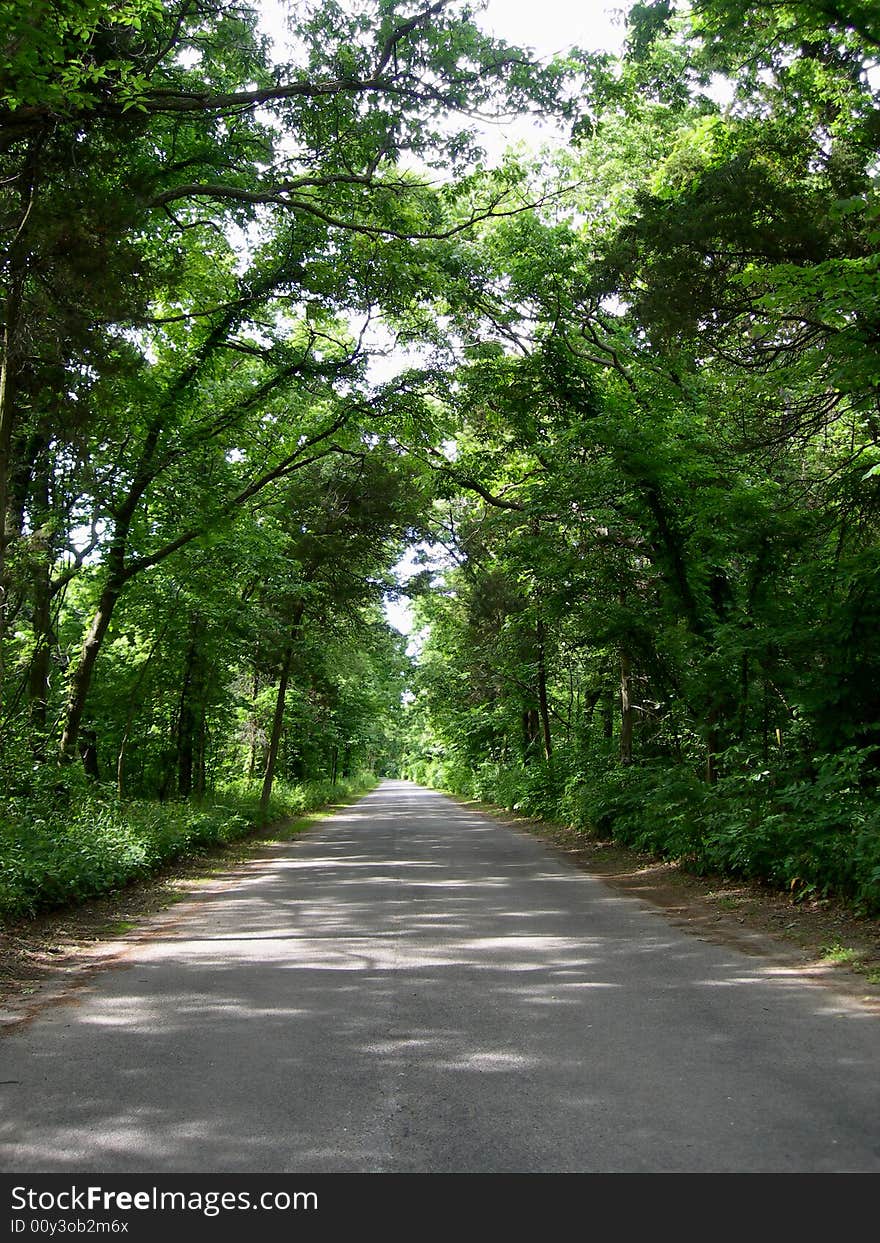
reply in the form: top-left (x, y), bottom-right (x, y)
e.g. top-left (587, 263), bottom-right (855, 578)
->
top-left (1, 1), bottom-right (572, 770)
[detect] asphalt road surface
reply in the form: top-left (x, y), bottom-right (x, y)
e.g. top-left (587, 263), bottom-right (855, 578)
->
top-left (2, 780), bottom-right (879, 1172)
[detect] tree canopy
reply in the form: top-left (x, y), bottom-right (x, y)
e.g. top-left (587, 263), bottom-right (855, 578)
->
top-left (2, 0), bottom-right (880, 919)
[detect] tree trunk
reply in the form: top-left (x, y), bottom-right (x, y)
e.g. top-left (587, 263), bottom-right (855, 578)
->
top-left (0, 137), bottom-right (41, 711)
top-left (522, 707), bottom-right (541, 761)
top-left (619, 645), bottom-right (634, 765)
top-left (259, 602), bottom-right (305, 824)
top-left (259, 642), bottom-right (294, 825)
top-left (176, 617), bottom-right (206, 798)
top-left (536, 618), bottom-right (553, 761)
top-left (59, 576), bottom-right (123, 763)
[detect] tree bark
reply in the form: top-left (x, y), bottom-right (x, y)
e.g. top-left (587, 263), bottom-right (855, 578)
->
top-left (619, 645), bottom-right (634, 766)
top-left (59, 575), bottom-right (122, 762)
top-left (259, 602), bottom-right (305, 824)
top-left (0, 136), bottom-right (41, 711)
top-left (522, 707), bottom-right (540, 761)
top-left (536, 618), bottom-right (553, 761)
top-left (176, 616), bottom-right (206, 797)
top-left (259, 642), bottom-right (293, 825)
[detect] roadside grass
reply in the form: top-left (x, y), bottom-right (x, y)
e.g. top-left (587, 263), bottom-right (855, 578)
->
top-left (0, 772), bottom-right (376, 923)
top-left (409, 752), bottom-right (880, 917)
top-left (820, 942), bottom-right (862, 966)
top-left (818, 941), bottom-right (879, 984)
top-left (0, 777), bottom-right (376, 1007)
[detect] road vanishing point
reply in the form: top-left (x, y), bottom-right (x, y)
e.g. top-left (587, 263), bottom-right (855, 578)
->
top-left (1, 781), bottom-right (879, 1172)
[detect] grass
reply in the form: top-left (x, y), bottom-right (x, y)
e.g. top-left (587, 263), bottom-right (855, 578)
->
top-left (819, 942), bottom-right (862, 966)
top-left (0, 771), bottom-right (377, 923)
top-left (0, 776), bottom-right (379, 1009)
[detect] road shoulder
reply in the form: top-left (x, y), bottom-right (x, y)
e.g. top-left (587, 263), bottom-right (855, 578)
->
top-left (443, 792), bottom-right (880, 1014)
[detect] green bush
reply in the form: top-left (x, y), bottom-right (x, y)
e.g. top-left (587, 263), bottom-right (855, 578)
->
top-left (0, 771), bottom-right (377, 921)
top-left (425, 746), bottom-right (880, 915)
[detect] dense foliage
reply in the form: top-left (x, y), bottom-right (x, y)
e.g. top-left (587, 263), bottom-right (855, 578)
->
top-left (401, 0), bottom-right (880, 913)
top-left (2, 1), bottom-right (879, 916)
top-left (0, 0), bottom-right (565, 912)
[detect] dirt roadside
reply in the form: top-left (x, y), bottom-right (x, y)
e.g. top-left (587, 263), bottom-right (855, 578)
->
top-left (2, 796), bottom-right (880, 1023)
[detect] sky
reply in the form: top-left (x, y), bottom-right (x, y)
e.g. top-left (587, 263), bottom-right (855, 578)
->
top-left (260, 1), bottom-right (631, 54)
top-left (481, 0), bottom-right (631, 59)
top-left (469, 0), bottom-right (633, 154)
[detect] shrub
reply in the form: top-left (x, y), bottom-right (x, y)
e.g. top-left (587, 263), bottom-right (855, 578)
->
top-left (0, 771), bottom-right (377, 921)
top-left (425, 746), bottom-right (880, 915)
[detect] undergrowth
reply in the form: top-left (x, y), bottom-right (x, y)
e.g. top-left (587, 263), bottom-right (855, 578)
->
top-left (0, 770), bottom-right (376, 921)
top-left (407, 748), bottom-right (880, 916)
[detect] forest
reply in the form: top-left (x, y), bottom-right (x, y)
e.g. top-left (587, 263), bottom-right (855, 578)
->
top-left (1, 0), bottom-right (879, 921)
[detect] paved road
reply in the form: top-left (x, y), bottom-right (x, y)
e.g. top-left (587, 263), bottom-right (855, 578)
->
top-left (1, 780), bottom-right (879, 1172)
